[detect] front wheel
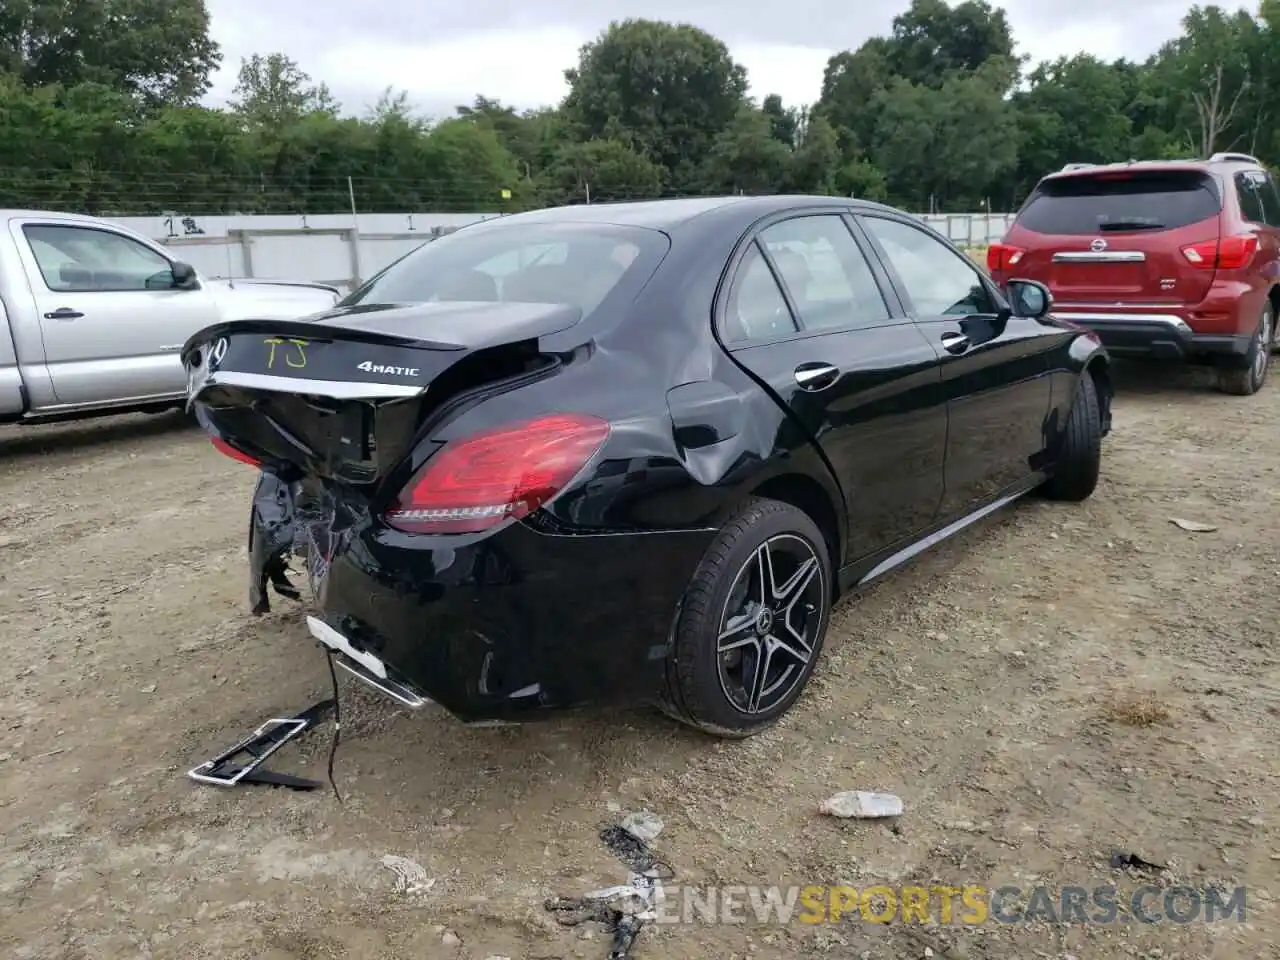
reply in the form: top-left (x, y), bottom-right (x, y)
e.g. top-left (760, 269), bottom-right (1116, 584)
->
top-left (1218, 302), bottom-right (1273, 396)
top-left (1042, 373), bottom-right (1102, 502)
top-left (660, 497), bottom-right (832, 738)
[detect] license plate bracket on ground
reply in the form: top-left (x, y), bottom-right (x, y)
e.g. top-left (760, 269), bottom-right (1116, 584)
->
top-left (187, 698), bottom-right (333, 787)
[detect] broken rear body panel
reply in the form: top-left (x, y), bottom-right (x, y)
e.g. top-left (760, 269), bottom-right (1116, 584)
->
top-left (182, 218), bottom-right (758, 722)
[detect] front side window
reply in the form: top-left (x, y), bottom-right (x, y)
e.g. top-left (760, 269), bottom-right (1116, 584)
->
top-left (24, 225), bottom-right (175, 293)
top-left (758, 215), bottom-right (890, 331)
top-left (861, 216), bottom-right (996, 317)
top-left (343, 221), bottom-right (665, 321)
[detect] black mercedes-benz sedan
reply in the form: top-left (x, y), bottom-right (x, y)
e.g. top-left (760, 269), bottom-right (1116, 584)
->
top-left (183, 195), bottom-right (1113, 738)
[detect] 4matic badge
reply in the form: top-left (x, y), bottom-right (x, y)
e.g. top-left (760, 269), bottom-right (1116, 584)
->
top-left (356, 360), bottom-right (420, 377)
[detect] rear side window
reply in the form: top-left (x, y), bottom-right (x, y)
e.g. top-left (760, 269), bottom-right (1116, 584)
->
top-left (1236, 170), bottom-right (1280, 227)
top-left (723, 242), bottom-right (798, 342)
top-left (1016, 171), bottom-right (1222, 235)
top-left (343, 221), bottom-right (668, 320)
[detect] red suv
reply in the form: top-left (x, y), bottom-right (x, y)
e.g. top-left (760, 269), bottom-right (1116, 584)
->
top-left (988, 153), bottom-right (1280, 395)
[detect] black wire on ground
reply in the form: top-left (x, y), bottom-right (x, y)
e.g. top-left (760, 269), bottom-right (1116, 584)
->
top-left (323, 649), bottom-right (344, 805)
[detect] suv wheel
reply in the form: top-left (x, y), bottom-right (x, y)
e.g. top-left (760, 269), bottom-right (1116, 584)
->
top-left (660, 497), bottom-right (832, 738)
top-left (1218, 302), bottom-right (1273, 396)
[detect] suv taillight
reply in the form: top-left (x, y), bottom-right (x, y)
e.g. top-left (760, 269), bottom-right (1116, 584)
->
top-left (1180, 234), bottom-right (1259, 270)
top-left (384, 413), bottom-right (611, 534)
top-left (987, 242), bottom-right (1026, 272)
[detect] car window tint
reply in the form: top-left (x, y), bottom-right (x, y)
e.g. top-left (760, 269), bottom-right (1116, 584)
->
top-left (758, 215), bottom-right (890, 330)
top-left (1236, 172), bottom-right (1268, 224)
top-left (344, 221), bottom-right (664, 322)
top-left (862, 216), bottom-right (996, 317)
top-left (23, 224), bottom-right (174, 292)
top-left (724, 241), bottom-right (798, 342)
top-left (1015, 170), bottom-right (1221, 235)
top-left (1258, 174), bottom-right (1280, 227)
top-left (1268, 177), bottom-right (1280, 228)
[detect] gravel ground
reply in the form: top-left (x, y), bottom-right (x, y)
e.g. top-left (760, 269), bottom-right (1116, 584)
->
top-left (0, 361), bottom-right (1276, 959)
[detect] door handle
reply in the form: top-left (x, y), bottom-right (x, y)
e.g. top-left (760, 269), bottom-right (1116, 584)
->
top-left (794, 362), bottom-right (840, 391)
top-left (940, 332), bottom-right (970, 354)
top-left (43, 308), bottom-right (83, 320)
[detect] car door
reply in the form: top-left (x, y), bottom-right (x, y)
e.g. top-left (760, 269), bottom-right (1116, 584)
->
top-left (856, 213), bottom-right (1055, 520)
top-left (717, 211), bottom-right (948, 564)
top-left (11, 219), bottom-right (220, 406)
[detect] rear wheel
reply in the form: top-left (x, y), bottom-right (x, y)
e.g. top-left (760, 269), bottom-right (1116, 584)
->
top-left (1042, 373), bottom-right (1102, 502)
top-left (660, 497), bottom-right (832, 738)
top-left (1218, 302), bottom-right (1272, 396)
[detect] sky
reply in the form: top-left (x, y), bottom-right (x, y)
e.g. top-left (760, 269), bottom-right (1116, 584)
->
top-left (202, 0), bottom-right (1217, 119)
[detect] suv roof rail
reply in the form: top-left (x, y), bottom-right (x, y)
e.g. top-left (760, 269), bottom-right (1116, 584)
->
top-left (1208, 151), bottom-right (1263, 165)
top-left (1059, 162), bottom-right (1095, 172)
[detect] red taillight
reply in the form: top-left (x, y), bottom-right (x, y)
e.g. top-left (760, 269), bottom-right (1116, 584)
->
top-left (1180, 234), bottom-right (1258, 270)
top-left (211, 436), bottom-right (260, 466)
top-left (987, 242), bottom-right (1026, 272)
top-left (384, 413), bottom-right (611, 534)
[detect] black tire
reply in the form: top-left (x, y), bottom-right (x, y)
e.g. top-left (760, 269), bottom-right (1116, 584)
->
top-left (1218, 301), bottom-right (1272, 396)
top-left (1042, 373), bottom-right (1102, 502)
top-left (659, 497), bottom-right (833, 738)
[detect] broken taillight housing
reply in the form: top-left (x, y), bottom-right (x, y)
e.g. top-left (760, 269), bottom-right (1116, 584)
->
top-left (986, 242), bottom-right (1026, 272)
top-left (1180, 234), bottom-right (1259, 270)
top-left (384, 413), bottom-right (612, 534)
top-left (211, 436), bottom-right (261, 466)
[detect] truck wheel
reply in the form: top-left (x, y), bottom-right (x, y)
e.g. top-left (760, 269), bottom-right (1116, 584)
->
top-left (1218, 303), bottom-right (1272, 396)
top-left (659, 497), bottom-right (832, 738)
top-left (1042, 374), bottom-right (1102, 502)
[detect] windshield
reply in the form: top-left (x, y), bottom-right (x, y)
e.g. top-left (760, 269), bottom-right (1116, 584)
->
top-left (341, 220), bottom-right (669, 318)
top-left (1016, 170), bottom-right (1222, 235)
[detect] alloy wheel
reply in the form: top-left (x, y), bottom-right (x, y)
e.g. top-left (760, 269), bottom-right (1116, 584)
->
top-left (1256, 308), bottom-right (1273, 384)
top-left (716, 533), bottom-right (825, 715)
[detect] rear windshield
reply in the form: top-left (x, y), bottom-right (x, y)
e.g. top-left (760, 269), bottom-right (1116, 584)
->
top-left (1015, 171), bottom-right (1222, 235)
top-left (342, 220), bottom-right (669, 317)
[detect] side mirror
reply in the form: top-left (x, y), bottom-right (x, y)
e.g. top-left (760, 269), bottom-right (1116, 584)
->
top-left (170, 260), bottom-right (198, 289)
top-left (1006, 278), bottom-right (1052, 319)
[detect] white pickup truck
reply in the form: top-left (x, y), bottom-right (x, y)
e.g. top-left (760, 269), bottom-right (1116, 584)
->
top-left (0, 209), bottom-right (341, 424)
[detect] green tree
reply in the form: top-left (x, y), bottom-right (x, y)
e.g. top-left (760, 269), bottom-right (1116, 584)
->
top-left (761, 94), bottom-right (800, 147)
top-left (698, 105), bottom-right (793, 194)
top-left (787, 114), bottom-right (841, 193)
top-left (1012, 56), bottom-right (1134, 189)
top-left (0, 0), bottom-right (220, 104)
top-left (1145, 5), bottom-right (1263, 157)
top-left (538, 138), bottom-right (665, 203)
top-left (816, 40), bottom-right (895, 156)
top-left (229, 53), bottom-right (338, 127)
top-left (562, 19), bottom-right (748, 180)
top-left (870, 61), bottom-right (1018, 210)
top-left (888, 0), bottom-right (1017, 89)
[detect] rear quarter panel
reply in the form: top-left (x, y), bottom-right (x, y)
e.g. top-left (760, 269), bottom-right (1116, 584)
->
top-left (408, 219), bottom-right (844, 540)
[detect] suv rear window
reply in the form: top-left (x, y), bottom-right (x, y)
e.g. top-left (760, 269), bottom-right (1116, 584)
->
top-left (1015, 171), bottom-right (1222, 235)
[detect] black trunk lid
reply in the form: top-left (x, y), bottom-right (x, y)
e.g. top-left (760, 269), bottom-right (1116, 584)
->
top-left (184, 300), bottom-right (579, 487)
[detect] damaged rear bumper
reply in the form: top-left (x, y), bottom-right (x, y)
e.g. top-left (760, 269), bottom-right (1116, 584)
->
top-left (247, 471), bottom-right (717, 723)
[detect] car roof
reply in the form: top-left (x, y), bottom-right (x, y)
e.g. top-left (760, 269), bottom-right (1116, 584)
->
top-left (0, 209), bottom-right (106, 223)
top-left (488, 194), bottom-right (905, 233)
